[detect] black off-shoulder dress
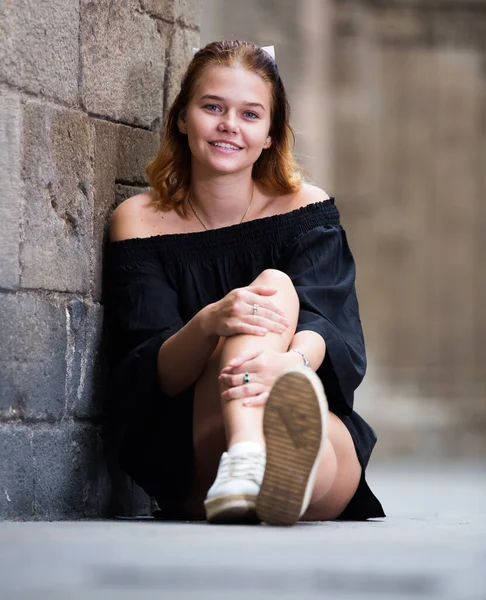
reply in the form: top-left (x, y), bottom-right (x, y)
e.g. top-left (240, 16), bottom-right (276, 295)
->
top-left (107, 198), bottom-right (385, 520)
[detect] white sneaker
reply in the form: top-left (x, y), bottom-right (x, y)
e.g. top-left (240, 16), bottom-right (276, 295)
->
top-left (204, 446), bottom-right (266, 524)
top-left (256, 367), bottom-right (328, 526)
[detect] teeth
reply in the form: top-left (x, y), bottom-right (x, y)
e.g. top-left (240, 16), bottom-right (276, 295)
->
top-left (212, 142), bottom-right (241, 150)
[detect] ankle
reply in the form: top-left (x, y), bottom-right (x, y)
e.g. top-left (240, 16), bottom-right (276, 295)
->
top-left (228, 434), bottom-right (265, 450)
top-left (228, 440), bottom-right (265, 456)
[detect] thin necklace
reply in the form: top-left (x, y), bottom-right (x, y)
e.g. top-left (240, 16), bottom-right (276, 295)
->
top-left (189, 183), bottom-right (254, 231)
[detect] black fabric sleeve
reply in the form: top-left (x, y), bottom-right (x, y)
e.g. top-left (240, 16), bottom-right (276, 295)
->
top-left (106, 243), bottom-right (184, 425)
top-left (280, 224), bottom-right (366, 415)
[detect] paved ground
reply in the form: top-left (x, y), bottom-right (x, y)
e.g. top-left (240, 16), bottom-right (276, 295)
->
top-left (1, 461), bottom-right (485, 600)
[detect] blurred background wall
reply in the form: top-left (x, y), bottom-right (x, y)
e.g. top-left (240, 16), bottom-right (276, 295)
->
top-left (202, 0), bottom-right (486, 459)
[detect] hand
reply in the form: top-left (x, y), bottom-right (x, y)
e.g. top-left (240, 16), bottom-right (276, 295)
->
top-left (201, 285), bottom-right (289, 338)
top-left (218, 348), bottom-right (302, 407)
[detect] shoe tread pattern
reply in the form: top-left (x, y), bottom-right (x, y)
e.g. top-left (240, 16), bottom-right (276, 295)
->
top-left (256, 371), bottom-right (323, 526)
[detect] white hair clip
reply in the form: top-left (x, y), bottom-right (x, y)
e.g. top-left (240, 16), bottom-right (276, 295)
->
top-left (261, 46), bottom-right (275, 60)
top-left (192, 45), bottom-right (276, 60)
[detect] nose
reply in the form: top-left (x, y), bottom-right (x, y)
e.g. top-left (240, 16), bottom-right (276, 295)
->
top-left (217, 110), bottom-right (239, 134)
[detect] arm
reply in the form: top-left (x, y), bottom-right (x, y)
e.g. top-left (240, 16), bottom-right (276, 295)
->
top-left (158, 285), bottom-right (289, 397)
top-left (287, 330), bottom-right (327, 371)
top-left (156, 306), bottom-right (219, 397)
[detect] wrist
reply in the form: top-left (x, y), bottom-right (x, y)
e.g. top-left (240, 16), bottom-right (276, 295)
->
top-left (285, 349), bottom-right (306, 368)
top-left (288, 348), bottom-right (311, 368)
top-left (198, 304), bottom-right (216, 339)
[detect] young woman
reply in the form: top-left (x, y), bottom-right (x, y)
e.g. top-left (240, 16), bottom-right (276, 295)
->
top-left (108, 40), bottom-right (385, 525)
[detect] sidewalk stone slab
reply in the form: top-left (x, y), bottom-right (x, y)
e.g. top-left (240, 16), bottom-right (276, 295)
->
top-left (0, 460), bottom-right (485, 599)
top-left (20, 101), bottom-right (93, 293)
top-left (0, 293), bottom-right (67, 422)
top-left (80, 0), bottom-right (167, 127)
top-left (0, 0), bottom-right (79, 105)
top-left (0, 90), bottom-right (21, 289)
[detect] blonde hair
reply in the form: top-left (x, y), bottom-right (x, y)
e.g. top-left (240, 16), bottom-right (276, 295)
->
top-left (146, 40), bottom-right (303, 215)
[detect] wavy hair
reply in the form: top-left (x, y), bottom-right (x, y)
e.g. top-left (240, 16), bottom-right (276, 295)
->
top-left (146, 40), bottom-right (303, 215)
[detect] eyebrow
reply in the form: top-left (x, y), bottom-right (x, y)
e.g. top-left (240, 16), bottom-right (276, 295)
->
top-left (199, 94), bottom-right (266, 111)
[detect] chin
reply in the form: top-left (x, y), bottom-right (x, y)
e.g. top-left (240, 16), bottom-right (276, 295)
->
top-left (204, 158), bottom-right (253, 176)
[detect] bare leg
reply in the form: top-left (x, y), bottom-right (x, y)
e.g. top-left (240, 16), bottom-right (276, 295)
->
top-left (189, 270), bottom-right (298, 512)
top-left (188, 269), bottom-right (362, 520)
top-left (301, 413), bottom-right (362, 520)
top-left (219, 269), bottom-right (300, 448)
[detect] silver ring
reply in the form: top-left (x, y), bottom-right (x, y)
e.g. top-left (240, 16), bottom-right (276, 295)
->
top-left (252, 303), bottom-right (259, 316)
top-left (243, 372), bottom-right (250, 385)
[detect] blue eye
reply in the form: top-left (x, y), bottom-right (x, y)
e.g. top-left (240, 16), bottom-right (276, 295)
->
top-left (204, 104), bottom-right (221, 112)
top-left (244, 111), bottom-right (259, 119)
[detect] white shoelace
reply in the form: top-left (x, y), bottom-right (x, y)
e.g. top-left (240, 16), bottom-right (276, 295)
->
top-left (217, 452), bottom-right (266, 485)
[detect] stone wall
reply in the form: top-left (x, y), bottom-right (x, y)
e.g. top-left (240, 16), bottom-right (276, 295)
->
top-left (0, 0), bottom-right (200, 520)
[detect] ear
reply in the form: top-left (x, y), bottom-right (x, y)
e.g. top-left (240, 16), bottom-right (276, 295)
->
top-left (178, 114), bottom-right (187, 134)
top-left (263, 136), bottom-right (272, 149)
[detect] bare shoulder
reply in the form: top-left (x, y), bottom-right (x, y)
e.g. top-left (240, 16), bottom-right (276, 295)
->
top-left (293, 183), bottom-right (331, 209)
top-left (110, 192), bottom-right (158, 242)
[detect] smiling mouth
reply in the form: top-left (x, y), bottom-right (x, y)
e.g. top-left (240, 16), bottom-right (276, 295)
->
top-left (209, 141), bottom-right (243, 150)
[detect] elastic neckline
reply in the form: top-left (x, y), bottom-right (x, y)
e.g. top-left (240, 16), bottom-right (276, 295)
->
top-left (110, 198), bottom-right (340, 263)
top-left (112, 198), bottom-right (336, 245)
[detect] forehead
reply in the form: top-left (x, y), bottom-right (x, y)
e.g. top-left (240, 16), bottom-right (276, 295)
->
top-left (192, 65), bottom-right (272, 108)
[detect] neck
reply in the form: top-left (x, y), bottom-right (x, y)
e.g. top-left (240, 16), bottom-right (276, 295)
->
top-left (189, 167), bottom-right (255, 228)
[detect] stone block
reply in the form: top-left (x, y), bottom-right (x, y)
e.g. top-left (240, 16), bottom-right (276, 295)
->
top-left (91, 119), bottom-right (158, 299)
top-left (115, 184), bottom-right (150, 207)
top-left (32, 423), bottom-right (110, 519)
top-left (20, 101), bottom-right (93, 293)
top-left (0, 90), bottom-right (21, 290)
top-left (0, 426), bottom-right (34, 519)
top-left (91, 119), bottom-right (118, 300)
top-left (0, 293), bottom-right (67, 422)
top-left (141, 0), bottom-right (201, 28)
top-left (0, 0), bottom-right (79, 105)
top-left (80, 0), bottom-right (167, 127)
top-left (117, 124), bottom-right (160, 184)
top-left (163, 24), bottom-right (200, 110)
top-left (70, 301), bottom-right (106, 420)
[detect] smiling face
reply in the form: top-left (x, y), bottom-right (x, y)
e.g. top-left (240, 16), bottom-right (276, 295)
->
top-left (178, 65), bottom-right (273, 178)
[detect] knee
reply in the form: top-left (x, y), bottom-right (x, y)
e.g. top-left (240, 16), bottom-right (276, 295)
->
top-left (255, 269), bottom-right (295, 292)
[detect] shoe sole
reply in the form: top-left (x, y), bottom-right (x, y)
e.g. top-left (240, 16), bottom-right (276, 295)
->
top-left (256, 368), bottom-right (328, 526)
top-left (204, 494), bottom-right (259, 524)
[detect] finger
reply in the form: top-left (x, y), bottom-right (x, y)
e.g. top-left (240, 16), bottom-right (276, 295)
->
top-left (228, 349), bottom-right (263, 368)
top-left (247, 304), bottom-right (289, 327)
top-left (228, 323), bottom-right (268, 337)
top-left (221, 383), bottom-right (265, 401)
top-left (247, 300), bottom-right (287, 319)
top-left (243, 392), bottom-right (269, 407)
top-left (246, 298), bottom-right (289, 322)
top-left (219, 372), bottom-right (255, 387)
top-left (247, 315), bottom-right (288, 334)
top-left (228, 356), bottom-right (262, 376)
